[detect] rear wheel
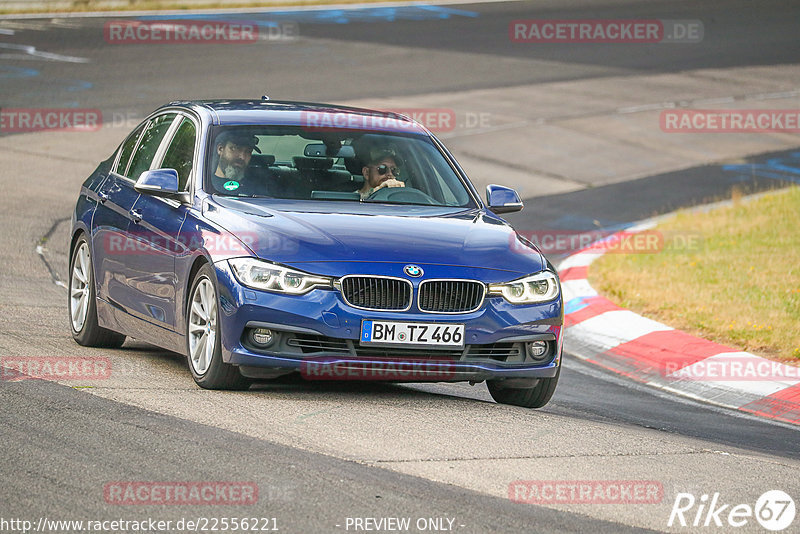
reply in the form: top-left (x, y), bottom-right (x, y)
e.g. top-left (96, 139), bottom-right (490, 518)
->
top-left (69, 235), bottom-right (126, 348)
top-left (487, 365), bottom-right (560, 408)
top-left (186, 264), bottom-right (250, 390)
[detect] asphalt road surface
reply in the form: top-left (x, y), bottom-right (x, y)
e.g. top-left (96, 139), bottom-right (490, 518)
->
top-left (1, 1), bottom-right (800, 532)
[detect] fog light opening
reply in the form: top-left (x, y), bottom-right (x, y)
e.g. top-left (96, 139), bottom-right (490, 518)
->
top-left (251, 328), bottom-right (275, 347)
top-left (526, 340), bottom-right (549, 361)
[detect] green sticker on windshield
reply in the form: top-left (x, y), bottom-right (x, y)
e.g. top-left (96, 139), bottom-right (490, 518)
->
top-left (223, 180), bottom-right (240, 191)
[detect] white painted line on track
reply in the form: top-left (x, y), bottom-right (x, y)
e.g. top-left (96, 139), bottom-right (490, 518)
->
top-left (691, 96), bottom-right (735, 106)
top-left (36, 244), bottom-right (67, 288)
top-left (617, 102), bottom-right (676, 114)
top-left (745, 90), bottom-right (800, 101)
top-left (0, 42), bottom-right (89, 62)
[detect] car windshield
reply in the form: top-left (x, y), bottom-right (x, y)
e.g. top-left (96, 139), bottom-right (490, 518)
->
top-left (206, 125), bottom-right (476, 208)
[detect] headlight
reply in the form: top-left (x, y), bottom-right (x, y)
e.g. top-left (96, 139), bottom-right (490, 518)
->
top-left (488, 271), bottom-right (560, 304)
top-left (228, 257), bottom-right (332, 294)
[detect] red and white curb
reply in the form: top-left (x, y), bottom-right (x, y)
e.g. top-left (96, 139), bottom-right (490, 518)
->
top-left (558, 221), bottom-right (800, 426)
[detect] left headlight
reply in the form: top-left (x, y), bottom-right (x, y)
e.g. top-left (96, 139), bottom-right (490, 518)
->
top-left (228, 257), bottom-right (333, 295)
top-left (488, 271), bottom-right (560, 304)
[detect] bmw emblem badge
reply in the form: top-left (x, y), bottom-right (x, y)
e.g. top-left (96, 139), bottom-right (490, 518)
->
top-left (404, 264), bottom-right (423, 277)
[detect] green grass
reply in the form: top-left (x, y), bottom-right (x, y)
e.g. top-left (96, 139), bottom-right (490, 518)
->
top-left (590, 186), bottom-right (800, 362)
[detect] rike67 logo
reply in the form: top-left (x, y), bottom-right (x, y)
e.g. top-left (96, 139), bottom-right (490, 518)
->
top-left (668, 490), bottom-right (795, 531)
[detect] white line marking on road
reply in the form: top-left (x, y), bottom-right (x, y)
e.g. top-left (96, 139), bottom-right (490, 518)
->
top-left (36, 244), bottom-right (67, 288)
top-left (745, 90), bottom-right (800, 101)
top-left (617, 102), bottom-right (676, 114)
top-left (617, 89), bottom-right (800, 115)
top-left (691, 96), bottom-right (735, 106)
top-left (0, 43), bottom-right (89, 63)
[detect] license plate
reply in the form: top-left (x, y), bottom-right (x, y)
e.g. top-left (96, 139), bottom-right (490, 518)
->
top-left (360, 320), bottom-right (465, 348)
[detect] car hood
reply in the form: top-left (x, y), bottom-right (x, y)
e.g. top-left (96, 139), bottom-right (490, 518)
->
top-left (204, 197), bottom-right (545, 275)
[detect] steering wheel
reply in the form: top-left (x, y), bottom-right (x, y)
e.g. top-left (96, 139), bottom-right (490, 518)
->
top-left (367, 186), bottom-right (437, 205)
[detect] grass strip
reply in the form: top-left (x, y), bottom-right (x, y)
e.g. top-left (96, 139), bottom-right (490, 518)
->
top-left (590, 186), bottom-right (800, 363)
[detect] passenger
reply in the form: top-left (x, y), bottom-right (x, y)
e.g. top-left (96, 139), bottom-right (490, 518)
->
top-left (358, 148), bottom-right (405, 200)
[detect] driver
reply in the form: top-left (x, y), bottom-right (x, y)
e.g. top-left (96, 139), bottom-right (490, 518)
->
top-left (358, 148), bottom-right (405, 200)
top-left (210, 131), bottom-right (273, 196)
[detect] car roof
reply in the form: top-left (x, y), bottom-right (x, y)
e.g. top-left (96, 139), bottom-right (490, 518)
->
top-left (166, 99), bottom-right (429, 134)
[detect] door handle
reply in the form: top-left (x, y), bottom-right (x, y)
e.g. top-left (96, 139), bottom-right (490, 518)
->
top-left (129, 209), bottom-right (143, 223)
top-left (97, 191), bottom-right (109, 203)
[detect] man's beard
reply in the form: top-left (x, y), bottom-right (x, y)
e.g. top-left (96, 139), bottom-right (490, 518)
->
top-left (221, 164), bottom-right (245, 181)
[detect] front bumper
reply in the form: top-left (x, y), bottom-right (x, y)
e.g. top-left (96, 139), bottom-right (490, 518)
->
top-left (213, 261), bottom-right (564, 382)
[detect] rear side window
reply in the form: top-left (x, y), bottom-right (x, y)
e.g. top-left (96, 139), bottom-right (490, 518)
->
top-left (126, 113), bottom-right (177, 180)
top-left (114, 123), bottom-right (146, 176)
top-left (161, 118), bottom-right (197, 191)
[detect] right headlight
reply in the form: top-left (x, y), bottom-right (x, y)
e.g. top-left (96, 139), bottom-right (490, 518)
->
top-left (228, 257), bottom-right (332, 295)
top-left (487, 271), bottom-right (560, 304)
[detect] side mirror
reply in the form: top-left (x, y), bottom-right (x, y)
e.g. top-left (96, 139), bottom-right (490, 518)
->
top-left (486, 184), bottom-right (523, 214)
top-left (134, 169), bottom-right (188, 202)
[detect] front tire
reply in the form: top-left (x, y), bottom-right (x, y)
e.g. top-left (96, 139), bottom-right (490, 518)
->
top-left (487, 365), bottom-right (560, 409)
top-left (69, 234), bottom-right (126, 348)
top-left (186, 264), bottom-right (250, 390)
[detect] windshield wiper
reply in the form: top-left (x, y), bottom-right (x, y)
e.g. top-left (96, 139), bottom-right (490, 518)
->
top-left (360, 199), bottom-right (438, 207)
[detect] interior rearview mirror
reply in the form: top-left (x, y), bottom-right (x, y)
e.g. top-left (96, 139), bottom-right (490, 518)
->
top-left (304, 143), bottom-right (356, 159)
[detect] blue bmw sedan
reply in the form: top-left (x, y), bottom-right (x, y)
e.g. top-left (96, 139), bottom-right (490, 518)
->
top-left (70, 100), bottom-right (563, 408)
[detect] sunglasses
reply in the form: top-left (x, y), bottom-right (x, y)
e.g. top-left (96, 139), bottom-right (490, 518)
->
top-left (374, 164), bottom-right (400, 177)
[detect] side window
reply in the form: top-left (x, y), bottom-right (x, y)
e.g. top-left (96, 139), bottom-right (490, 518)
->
top-left (161, 118), bottom-right (197, 191)
top-left (126, 113), bottom-right (177, 180)
top-left (114, 123), bottom-right (146, 176)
